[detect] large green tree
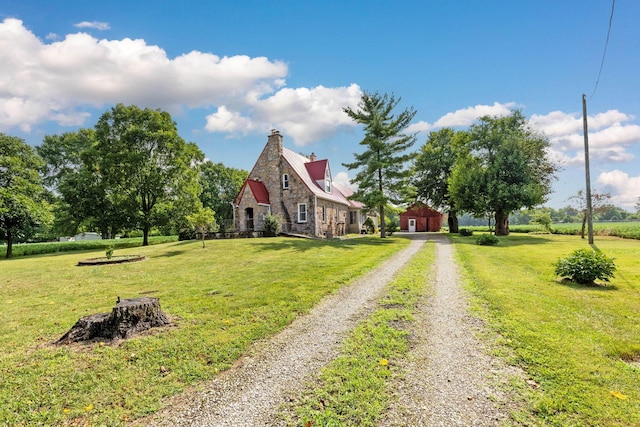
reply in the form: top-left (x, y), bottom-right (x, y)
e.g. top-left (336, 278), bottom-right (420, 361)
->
top-left (199, 161), bottom-right (247, 231)
top-left (343, 92), bottom-right (417, 238)
top-left (37, 129), bottom-right (122, 237)
top-left (412, 128), bottom-right (469, 233)
top-left (94, 104), bottom-right (204, 245)
top-left (0, 134), bottom-right (52, 258)
top-left (449, 110), bottom-right (558, 235)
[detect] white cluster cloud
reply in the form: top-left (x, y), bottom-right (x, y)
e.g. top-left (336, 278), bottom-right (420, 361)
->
top-left (530, 110), bottom-right (640, 165)
top-left (596, 171), bottom-right (640, 210)
top-left (0, 18), bottom-right (362, 145)
top-left (333, 171), bottom-right (355, 190)
top-left (405, 102), bottom-right (516, 134)
top-left (0, 18), bottom-right (288, 131)
top-left (206, 84), bottom-right (362, 146)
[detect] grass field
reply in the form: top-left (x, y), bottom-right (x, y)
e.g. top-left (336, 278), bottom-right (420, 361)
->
top-left (452, 233), bottom-right (640, 426)
top-left (0, 236), bottom-right (409, 426)
top-left (3, 233), bottom-right (639, 426)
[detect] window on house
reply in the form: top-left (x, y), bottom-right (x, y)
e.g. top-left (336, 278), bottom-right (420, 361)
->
top-left (322, 205), bottom-right (326, 223)
top-left (282, 173), bottom-right (289, 189)
top-left (324, 167), bottom-right (331, 192)
top-left (298, 203), bottom-right (307, 223)
top-left (350, 211), bottom-right (356, 225)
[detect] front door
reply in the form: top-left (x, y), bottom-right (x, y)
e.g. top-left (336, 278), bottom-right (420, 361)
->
top-left (245, 208), bottom-right (254, 230)
top-left (408, 218), bottom-right (416, 232)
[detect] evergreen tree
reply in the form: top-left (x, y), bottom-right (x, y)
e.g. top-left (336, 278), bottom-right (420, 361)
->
top-left (343, 92), bottom-right (417, 238)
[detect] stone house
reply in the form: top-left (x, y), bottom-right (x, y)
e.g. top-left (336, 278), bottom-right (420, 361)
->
top-left (233, 130), bottom-right (372, 237)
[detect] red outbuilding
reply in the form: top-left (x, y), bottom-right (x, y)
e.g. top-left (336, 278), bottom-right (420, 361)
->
top-left (399, 204), bottom-right (444, 232)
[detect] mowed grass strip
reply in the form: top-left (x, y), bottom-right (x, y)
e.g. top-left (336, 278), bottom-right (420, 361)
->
top-left (0, 236), bottom-right (409, 426)
top-left (284, 241), bottom-right (435, 426)
top-left (452, 233), bottom-right (640, 426)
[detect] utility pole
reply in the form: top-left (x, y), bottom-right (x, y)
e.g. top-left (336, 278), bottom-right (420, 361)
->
top-left (582, 94), bottom-right (594, 244)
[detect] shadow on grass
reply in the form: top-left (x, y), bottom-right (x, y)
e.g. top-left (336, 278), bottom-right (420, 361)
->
top-left (556, 278), bottom-right (618, 291)
top-left (449, 233), bottom-right (554, 247)
top-left (253, 236), bottom-right (397, 252)
top-left (155, 250), bottom-right (187, 258)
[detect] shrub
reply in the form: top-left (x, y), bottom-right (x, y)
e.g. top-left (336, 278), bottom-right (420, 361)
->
top-left (459, 229), bottom-right (473, 236)
top-left (554, 249), bottom-right (616, 285)
top-left (363, 218), bottom-right (375, 234)
top-left (263, 214), bottom-right (282, 237)
top-left (476, 234), bottom-right (499, 246)
top-left (105, 246), bottom-right (114, 259)
top-left (385, 217), bottom-right (398, 235)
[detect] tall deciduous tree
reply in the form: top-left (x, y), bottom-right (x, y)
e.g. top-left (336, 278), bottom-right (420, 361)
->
top-left (95, 104), bottom-right (204, 245)
top-left (449, 111), bottom-right (558, 235)
top-left (37, 129), bottom-right (121, 237)
top-left (0, 134), bottom-right (52, 258)
top-left (199, 161), bottom-right (247, 231)
top-left (343, 92), bottom-right (417, 238)
top-left (412, 128), bottom-right (469, 233)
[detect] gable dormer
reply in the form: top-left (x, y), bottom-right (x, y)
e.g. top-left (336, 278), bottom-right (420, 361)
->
top-left (304, 158), bottom-right (332, 194)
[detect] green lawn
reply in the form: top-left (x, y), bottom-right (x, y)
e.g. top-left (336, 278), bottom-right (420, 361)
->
top-left (0, 236), bottom-right (409, 426)
top-left (452, 233), bottom-right (640, 426)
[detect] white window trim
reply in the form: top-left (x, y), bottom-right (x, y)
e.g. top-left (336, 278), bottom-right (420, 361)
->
top-left (282, 173), bottom-right (289, 189)
top-left (324, 165), bottom-right (332, 193)
top-left (298, 203), bottom-right (307, 223)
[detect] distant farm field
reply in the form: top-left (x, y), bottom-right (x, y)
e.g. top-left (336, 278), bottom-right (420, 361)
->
top-left (0, 236), bottom-right (408, 426)
top-left (463, 221), bottom-right (640, 240)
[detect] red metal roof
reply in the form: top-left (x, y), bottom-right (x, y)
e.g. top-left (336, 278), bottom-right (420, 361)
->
top-left (400, 204), bottom-right (442, 218)
top-left (247, 179), bottom-right (270, 204)
top-left (281, 147), bottom-right (352, 205)
top-left (304, 159), bottom-right (328, 182)
top-left (332, 181), bottom-right (364, 209)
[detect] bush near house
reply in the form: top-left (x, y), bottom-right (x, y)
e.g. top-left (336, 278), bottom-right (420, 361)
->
top-left (263, 214), bottom-right (282, 237)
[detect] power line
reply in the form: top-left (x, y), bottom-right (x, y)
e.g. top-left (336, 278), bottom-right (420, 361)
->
top-left (591, 0), bottom-right (616, 98)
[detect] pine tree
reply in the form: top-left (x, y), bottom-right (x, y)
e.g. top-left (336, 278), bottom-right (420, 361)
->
top-left (343, 92), bottom-right (416, 238)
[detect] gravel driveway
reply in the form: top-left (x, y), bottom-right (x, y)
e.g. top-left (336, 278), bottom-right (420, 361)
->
top-left (136, 233), bottom-right (518, 426)
top-left (380, 234), bottom-right (520, 426)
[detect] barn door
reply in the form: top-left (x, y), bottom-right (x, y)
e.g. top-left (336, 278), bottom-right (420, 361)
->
top-left (408, 218), bottom-right (416, 232)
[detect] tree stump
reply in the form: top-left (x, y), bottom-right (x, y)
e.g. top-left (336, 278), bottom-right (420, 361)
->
top-left (56, 297), bottom-right (170, 344)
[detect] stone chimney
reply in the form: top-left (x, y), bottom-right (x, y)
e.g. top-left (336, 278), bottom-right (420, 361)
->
top-left (309, 152), bottom-right (317, 162)
top-left (267, 129), bottom-right (283, 156)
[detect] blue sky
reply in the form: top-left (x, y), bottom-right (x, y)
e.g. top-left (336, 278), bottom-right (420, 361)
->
top-left (1, 1), bottom-right (639, 210)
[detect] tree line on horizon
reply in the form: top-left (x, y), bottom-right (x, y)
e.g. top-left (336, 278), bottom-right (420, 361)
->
top-left (3, 94), bottom-right (640, 257)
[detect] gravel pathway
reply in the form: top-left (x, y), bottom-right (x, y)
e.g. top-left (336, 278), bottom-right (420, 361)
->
top-left (138, 236), bottom-right (428, 427)
top-left (380, 234), bottom-right (519, 426)
top-left (137, 233), bottom-right (519, 426)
